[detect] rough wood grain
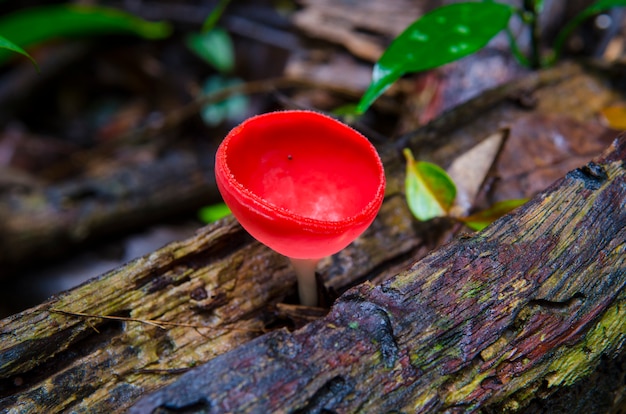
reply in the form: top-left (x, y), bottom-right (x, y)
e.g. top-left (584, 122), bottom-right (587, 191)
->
top-left (0, 181), bottom-right (420, 413)
top-left (0, 61), bottom-right (615, 276)
top-left (130, 135), bottom-right (626, 413)
top-left (0, 63), bottom-right (623, 413)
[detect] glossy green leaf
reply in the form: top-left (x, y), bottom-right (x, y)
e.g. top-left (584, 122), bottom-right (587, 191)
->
top-left (198, 203), bottom-right (231, 224)
top-left (331, 103), bottom-right (359, 117)
top-left (356, 2), bottom-right (513, 113)
top-left (404, 148), bottom-right (456, 221)
top-left (0, 34), bottom-right (37, 69)
top-left (551, 0), bottom-right (626, 63)
top-left (460, 198), bottom-right (528, 231)
top-left (186, 28), bottom-right (234, 73)
top-left (0, 5), bottom-right (171, 64)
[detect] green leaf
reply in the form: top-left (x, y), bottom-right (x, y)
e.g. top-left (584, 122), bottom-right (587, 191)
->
top-left (198, 203), bottom-right (232, 224)
top-left (533, 0), bottom-right (546, 12)
top-left (356, 2), bottom-right (513, 113)
top-left (460, 198), bottom-right (528, 231)
top-left (551, 0), bottom-right (626, 64)
top-left (0, 34), bottom-right (38, 70)
top-left (404, 148), bottom-right (456, 221)
top-left (186, 28), bottom-right (234, 73)
top-left (585, 0), bottom-right (626, 13)
top-left (504, 26), bottom-right (530, 67)
top-left (200, 75), bottom-right (248, 126)
top-left (202, 0), bottom-right (232, 33)
top-left (331, 103), bottom-right (359, 117)
top-left (0, 5), bottom-right (171, 65)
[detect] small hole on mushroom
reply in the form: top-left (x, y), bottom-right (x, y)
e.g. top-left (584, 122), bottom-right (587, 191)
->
top-left (287, 154), bottom-right (293, 160)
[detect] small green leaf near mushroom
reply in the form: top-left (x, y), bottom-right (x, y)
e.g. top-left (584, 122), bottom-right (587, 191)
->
top-left (403, 148), bottom-right (456, 221)
top-left (460, 199), bottom-right (528, 231)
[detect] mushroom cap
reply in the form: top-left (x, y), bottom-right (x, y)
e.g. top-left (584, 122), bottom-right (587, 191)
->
top-left (215, 110), bottom-right (385, 259)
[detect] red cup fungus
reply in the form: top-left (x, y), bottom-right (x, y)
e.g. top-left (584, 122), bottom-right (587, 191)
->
top-left (215, 110), bottom-right (385, 306)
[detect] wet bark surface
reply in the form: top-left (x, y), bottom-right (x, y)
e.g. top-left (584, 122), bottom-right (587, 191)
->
top-left (129, 136), bottom-right (626, 413)
top-left (0, 63), bottom-right (625, 413)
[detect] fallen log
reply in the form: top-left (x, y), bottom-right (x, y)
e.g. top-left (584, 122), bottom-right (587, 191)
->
top-left (0, 148), bottom-right (221, 270)
top-left (131, 135), bottom-right (626, 413)
top-left (0, 63), bottom-right (623, 413)
top-left (0, 169), bottom-right (421, 413)
top-left (0, 61), bottom-right (599, 273)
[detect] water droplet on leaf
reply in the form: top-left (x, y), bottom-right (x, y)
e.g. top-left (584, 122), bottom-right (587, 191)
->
top-left (455, 24), bottom-right (470, 34)
top-left (410, 30), bottom-right (429, 42)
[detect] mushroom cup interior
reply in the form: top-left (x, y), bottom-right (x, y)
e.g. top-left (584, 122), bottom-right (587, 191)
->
top-left (227, 113), bottom-right (382, 221)
top-left (216, 111), bottom-right (385, 259)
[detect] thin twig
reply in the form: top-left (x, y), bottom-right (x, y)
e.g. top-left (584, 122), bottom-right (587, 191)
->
top-left (49, 308), bottom-right (269, 335)
top-left (49, 308), bottom-right (202, 330)
top-left (133, 77), bottom-right (360, 141)
top-left (523, 0), bottom-right (542, 69)
top-left (128, 367), bottom-right (193, 376)
top-left (42, 76), bottom-right (359, 179)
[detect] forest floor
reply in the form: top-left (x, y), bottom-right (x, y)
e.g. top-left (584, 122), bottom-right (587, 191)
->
top-left (0, 0), bottom-right (624, 316)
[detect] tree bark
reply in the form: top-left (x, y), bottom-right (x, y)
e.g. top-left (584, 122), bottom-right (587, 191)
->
top-left (0, 63), bottom-right (624, 413)
top-left (131, 135), bottom-right (626, 413)
top-left (0, 61), bottom-right (590, 273)
top-left (0, 173), bottom-right (421, 412)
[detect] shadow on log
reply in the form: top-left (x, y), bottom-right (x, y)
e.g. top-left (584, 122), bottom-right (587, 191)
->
top-left (131, 136), bottom-right (626, 413)
top-left (0, 149), bottom-right (220, 270)
top-left (0, 63), bottom-right (625, 413)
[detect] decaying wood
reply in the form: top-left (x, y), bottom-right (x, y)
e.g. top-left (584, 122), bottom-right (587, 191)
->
top-left (0, 63), bottom-right (624, 413)
top-left (0, 136), bottom-right (624, 413)
top-left (0, 149), bottom-right (220, 269)
top-left (0, 196), bottom-right (420, 413)
top-left (0, 61), bottom-right (615, 274)
top-left (131, 135), bottom-right (626, 413)
top-left (292, 0), bottom-right (423, 62)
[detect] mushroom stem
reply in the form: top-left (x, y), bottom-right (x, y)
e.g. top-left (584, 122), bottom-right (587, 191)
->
top-left (289, 257), bottom-right (320, 307)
